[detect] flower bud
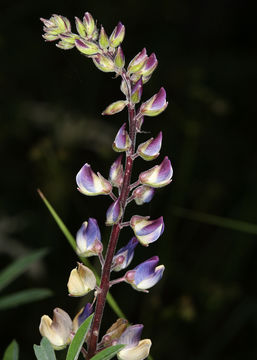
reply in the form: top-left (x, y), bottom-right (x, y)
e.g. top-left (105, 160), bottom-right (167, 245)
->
top-left (109, 155), bottom-right (124, 187)
top-left (102, 318), bottom-right (128, 346)
top-left (120, 79), bottom-right (129, 97)
top-left (114, 47), bottom-right (125, 69)
top-left (39, 308), bottom-right (72, 350)
top-left (130, 215), bottom-right (164, 246)
top-left (83, 12), bottom-right (96, 37)
top-left (75, 38), bottom-right (99, 55)
top-left (99, 26), bottom-right (109, 49)
top-left (131, 78), bottom-right (143, 104)
top-left (132, 186), bottom-right (155, 205)
top-left (112, 237), bottom-right (138, 272)
top-left (102, 100), bottom-right (128, 115)
top-left (72, 303), bottom-right (93, 332)
top-left (139, 156), bottom-right (173, 188)
top-left (67, 263), bottom-right (96, 297)
top-left (93, 54), bottom-right (115, 72)
top-left (106, 198), bottom-right (123, 226)
top-left (76, 218), bottom-right (102, 257)
top-left (137, 132), bottom-right (162, 161)
top-left (124, 256), bottom-right (164, 292)
top-left (113, 123), bottom-right (132, 152)
top-left (140, 87), bottom-right (168, 117)
top-left (134, 53), bottom-right (158, 79)
top-left (76, 163), bottom-right (112, 196)
top-left (109, 22), bottom-right (125, 48)
top-left (75, 17), bottom-right (87, 38)
top-left (127, 48), bottom-right (148, 74)
top-left (41, 15), bottom-right (71, 41)
top-left (117, 325), bottom-right (151, 360)
top-left (56, 40), bottom-right (75, 50)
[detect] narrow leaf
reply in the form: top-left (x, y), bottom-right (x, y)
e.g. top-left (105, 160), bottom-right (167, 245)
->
top-left (34, 337), bottom-right (56, 360)
top-left (0, 248), bottom-right (48, 292)
top-left (90, 345), bottom-right (124, 360)
top-left (172, 206), bottom-right (257, 235)
top-left (38, 190), bottom-right (126, 318)
top-left (0, 288), bottom-right (52, 310)
top-left (3, 340), bottom-right (19, 360)
top-left (66, 313), bottom-right (94, 360)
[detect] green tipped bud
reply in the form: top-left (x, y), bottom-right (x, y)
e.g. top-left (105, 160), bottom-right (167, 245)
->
top-left (75, 39), bottom-right (99, 55)
top-left (120, 80), bottom-right (129, 97)
top-left (127, 48), bottom-right (148, 74)
top-left (109, 22), bottom-right (125, 48)
top-left (83, 12), bottom-right (95, 37)
top-left (41, 15), bottom-right (71, 41)
top-left (93, 54), bottom-right (115, 72)
top-left (56, 40), bottom-right (75, 50)
top-left (114, 46), bottom-right (125, 69)
top-left (99, 26), bottom-right (109, 49)
top-left (59, 33), bottom-right (79, 45)
top-left (102, 100), bottom-right (128, 115)
top-left (75, 17), bottom-right (87, 38)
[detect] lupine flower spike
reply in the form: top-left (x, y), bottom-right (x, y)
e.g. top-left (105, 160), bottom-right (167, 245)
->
top-left (40, 10), bottom-right (172, 359)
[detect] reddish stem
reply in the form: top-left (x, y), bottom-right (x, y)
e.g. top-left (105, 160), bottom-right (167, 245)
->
top-left (86, 76), bottom-right (136, 359)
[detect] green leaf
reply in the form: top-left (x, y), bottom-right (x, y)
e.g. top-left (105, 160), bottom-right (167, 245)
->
top-left (38, 190), bottom-right (126, 319)
top-left (0, 288), bottom-right (52, 310)
top-left (3, 340), bottom-right (19, 360)
top-left (66, 313), bottom-right (94, 360)
top-left (0, 248), bottom-right (48, 292)
top-left (34, 337), bottom-right (56, 360)
top-left (90, 344), bottom-right (124, 360)
top-left (172, 206), bottom-right (257, 235)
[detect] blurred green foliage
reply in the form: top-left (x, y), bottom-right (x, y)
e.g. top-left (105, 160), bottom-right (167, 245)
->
top-left (1, 0), bottom-right (257, 359)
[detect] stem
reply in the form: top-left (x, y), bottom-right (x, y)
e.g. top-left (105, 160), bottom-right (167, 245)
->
top-left (86, 73), bottom-right (137, 359)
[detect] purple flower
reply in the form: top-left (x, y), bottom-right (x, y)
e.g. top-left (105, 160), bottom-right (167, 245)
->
top-left (137, 131), bottom-right (162, 161)
top-left (132, 185), bottom-right (155, 205)
top-left (109, 155), bottom-right (124, 187)
top-left (127, 48), bottom-right (148, 74)
top-left (131, 78), bottom-right (143, 104)
top-left (109, 22), bottom-right (125, 48)
top-left (140, 87), bottom-right (168, 117)
top-left (139, 156), bottom-right (173, 188)
top-left (83, 12), bottom-right (96, 36)
top-left (113, 123), bottom-right (132, 152)
top-left (76, 218), bottom-right (102, 257)
top-left (75, 38), bottom-right (99, 55)
top-left (112, 237), bottom-right (139, 272)
top-left (72, 303), bottom-right (93, 332)
top-left (130, 215), bottom-right (164, 246)
top-left (76, 163), bottom-right (112, 196)
top-left (124, 256), bottom-right (164, 292)
top-left (106, 198), bottom-right (123, 226)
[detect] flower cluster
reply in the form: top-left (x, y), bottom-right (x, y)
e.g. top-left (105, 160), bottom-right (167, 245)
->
top-left (39, 11), bottom-right (172, 360)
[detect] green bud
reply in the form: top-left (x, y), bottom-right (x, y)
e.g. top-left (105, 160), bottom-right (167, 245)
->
top-left (75, 39), bottom-right (99, 55)
top-left (114, 46), bottom-right (125, 69)
top-left (99, 26), bottom-right (109, 49)
top-left (59, 33), bottom-right (79, 44)
top-left (83, 12), bottom-right (95, 37)
top-left (109, 22), bottom-right (125, 48)
top-left (56, 40), bottom-right (75, 50)
top-left (93, 54), bottom-right (115, 72)
top-left (75, 17), bottom-right (87, 38)
top-left (102, 100), bottom-right (128, 115)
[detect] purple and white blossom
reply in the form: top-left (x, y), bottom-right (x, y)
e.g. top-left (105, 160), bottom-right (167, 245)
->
top-left (72, 303), bottom-right (93, 332)
top-left (139, 156), bottom-right (173, 188)
top-left (117, 325), bottom-right (152, 360)
top-left (140, 87), bottom-right (168, 117)
top-left (132, 185), bottom-right (155, 205)
top-left (76, 218), bottom-right (102, 257)
top-left (112, 237), bottom-right (139, 272)
top-left (106, 198), bottom-right (123, 226)
top-left (137, 131), bottom-right (162, 161)
top-left (76, 163), bottom-right (112, 196)
top-left (127, 48), bottom-right (148, 74)
top-left (125, 256), bottom-right (164, 292)
top-left (109, 155), bottom-right (124, 187)
top-left (130, 215), bottom-right (164, 246)
top-left (113, 123), bottom-right (132, 152)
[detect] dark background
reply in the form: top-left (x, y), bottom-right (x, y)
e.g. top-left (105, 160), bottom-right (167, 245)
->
top-left (1, 0), bottom-right (257, 359)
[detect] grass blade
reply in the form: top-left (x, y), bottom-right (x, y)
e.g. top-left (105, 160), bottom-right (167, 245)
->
top-left (172, 206), bottom-right (257, 235)
top-left (3, 340), bottom-right (19, 360)
top-left (0, 248), bottom-right (48, 292)
top-left (90, 344), bottom-right (124, 360)
top-left (0, 288), bottom-right (52, 310)
top-left (66, 314), bottom-right (94, 360)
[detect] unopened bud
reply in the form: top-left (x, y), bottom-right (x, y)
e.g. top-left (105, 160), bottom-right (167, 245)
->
top-left (106, 198), bottom-right (123, 226)
top-left (114, 46), bottom-right (125, 69)
top-left (83, 12), bottom-right (95, 37)
top-left (75, 17), bottom-right (87, 38)
top-left (93, 54), bottom-right (115, 72)
top-left (67, 263), bottom-right (96, 297)
top-left (127, 48), bottom-right (148, 74)
top-left (113, 123), bottom-right (132, 152)
top-left (137, 132), bottom-right (162, 161)
top-left (99, 26), bottom-right (109, 49)
top-left (109, 22), bottom-right (125, 48)
top-left (102, 100), bottom-right (128, 115)
top-left (75, 38), bottom-right (99, 55)
top-left (131, 78), bottom-right (143, 104)
top-left (140, 87), bottom-right (168, 117)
